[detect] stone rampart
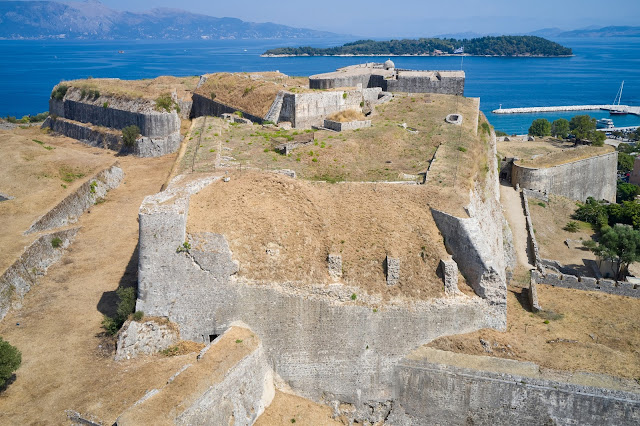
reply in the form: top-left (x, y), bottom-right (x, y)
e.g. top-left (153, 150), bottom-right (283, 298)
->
top-left (26, 163), bottom-right (124, 234)
top-left (388, 347), bottom-right (640, 425)
top-left (532, 270), bottom-right (639, 298)
top-left (385, 73), bottom-right (465, 95)
top-left (116, 326), bottom-right (274, 426)
top-left (278, 89), bottom-right (368, 129)
top-left (136, 174), bottom-right (504, 422)
top-left (430, 130), bottom-right (507, 328)
top-left (52, 96), bottom-right (180, 139)
top-left (512, 152), bottom-right (617, 202)
top-left (190, 93), bottom-right (264, 124)
top-left (0, 227), bottom-right (79, 320)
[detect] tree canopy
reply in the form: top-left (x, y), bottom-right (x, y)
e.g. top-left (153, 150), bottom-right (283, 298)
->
top-left (0, 337), bottom-right (21, 388)
top-left (551, 118), bottom-right (570, 138)
top-left (569, 115), bottom-right (605, 146)
top-left (617, 182), bottom-right (640, 203)
top-left (528, 118), bottom-right (551, 137)
top-left (263, 36), bottom-right (572, 57)
top-left (586, 224), bottom-right (640, 280)
top-left (618, 152), bottom-right (635, 173)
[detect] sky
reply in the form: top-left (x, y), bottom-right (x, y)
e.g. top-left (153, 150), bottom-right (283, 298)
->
top-left (42, 0), bottom-right (640, 37)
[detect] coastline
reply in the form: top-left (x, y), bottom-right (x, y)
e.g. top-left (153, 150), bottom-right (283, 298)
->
top-left (261, 53), bottom-right (574, 58)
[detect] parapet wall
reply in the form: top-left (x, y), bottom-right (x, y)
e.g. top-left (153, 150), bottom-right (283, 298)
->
top-left (385, 73), bottom-right (465, 95)
top-left (532, 269), bottom-right (639, 298)
top-left (511, 152), bottom-right (617, 202)
top-left (279, 89), bottom-right (373, 129)
top-left (388, 347), bottom-right (640, 425)
top-left (0, 227), bottom-right (79, 321)
top-left (190, 93), bottom-right (265, 124)
top-left (26, 163), bottom-right (124, 234)
top-left (136, 173), bottom-right (505, 422)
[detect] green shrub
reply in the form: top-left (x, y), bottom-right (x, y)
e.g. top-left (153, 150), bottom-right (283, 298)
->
top-left (210, 92), bottom-right (216, 100)
top-left (51, 84), bottom-right (68, 100)
top-left (564, 221), bottom-right (579, 233)
top-left (176, 241), bottom-right (191, 253)
top-left (132, 311), bottom-right (144, 321)
top-left (457, 146), bottom-right (467, 152)
top-left (0, 338), bottom-right (22, 388)
top-left (537, 202), bottom-right (546, 208)
top-left (343, 92), bottom-right (348, 99)
top-left (102, 286), bottom-right (137, 335)
top-left (480, 121), bottom-right (491, 135)
top-left (103, 102), bottom-right (109, 109)
top-left (122, 125), bottom-right (140, 148)
top-left (495, 130), bottom-right (508, 137)
top-left (351, 293), bottom-right (357, 300)
top-left (51, 237), bottom-right (62, 248)
top-left (155, 93), bottom-right (177, 113)
top-left (234, 111), bottom-right (243, 118)
top-left (89, 181), bottom-right (97, 194)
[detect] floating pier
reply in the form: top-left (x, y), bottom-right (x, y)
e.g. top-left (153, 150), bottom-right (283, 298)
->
top-left (492, 105), bottom-right (640, 115)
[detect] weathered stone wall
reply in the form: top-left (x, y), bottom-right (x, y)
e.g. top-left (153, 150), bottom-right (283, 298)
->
top-left (532, 269), bottom-right (639, 298)
top-left (51, 96), bottom-right (180, 139)
top-left (116, 326), bottom-right (274, 426)
top-left (190, 93), bottom-right (264, 123)
top-left (323, 119), bottom-right (371, 131)
top-left (388, 348), bottom-right (640, 425)
top-left (26, 163), bottom-right (124, 234)
top-left (0, 227), bottom-right (79, 321)
top-left (431, 130), bottom-right (507, 329)
top-left (511, 152), bottom-right (617, 202)
top-left (136, 175), bottom-right (501, 422)
top-left (385, 74), bottom-right (465, 95)
top-left (280, 89), bottom-right (366, 129)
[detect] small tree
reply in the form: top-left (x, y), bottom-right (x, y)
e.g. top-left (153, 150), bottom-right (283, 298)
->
top-left (618, 152), bottom-right (635, 173)
top-left (587, 224), bottom-right (640, 280)
top-left (569, 114), bottom-right (605, 146)
top-left (528, 118), bottom-right (551, 137)
top-left (122, 125), bottom-right (140, 148)
top-left (551, 118), bottom-right (570, 138)
top-left (617, 182), bottom-right (640, 203)
top-left (0, 337), bottom-right (22, 388)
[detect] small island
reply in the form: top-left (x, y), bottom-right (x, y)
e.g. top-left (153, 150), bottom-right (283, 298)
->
top-left (263, 36), bottom-right (572, 57)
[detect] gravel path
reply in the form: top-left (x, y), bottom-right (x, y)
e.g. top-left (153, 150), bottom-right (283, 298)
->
top-left (500, 182), bottom-right (534, 269)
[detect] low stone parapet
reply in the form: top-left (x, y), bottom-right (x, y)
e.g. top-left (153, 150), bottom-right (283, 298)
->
top-left (323, 119), bottom-right (371, 132)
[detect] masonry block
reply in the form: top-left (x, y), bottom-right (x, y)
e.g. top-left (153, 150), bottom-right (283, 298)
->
top-left (439, 259), bottom-right (459, 296)
top-left (328, 254), bottom-right (342, 279)
top-left (385, 256), bottom-right (400, 286)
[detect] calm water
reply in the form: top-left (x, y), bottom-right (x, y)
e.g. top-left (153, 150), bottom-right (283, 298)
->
top-left (1, 37), bottom-right (639, 133)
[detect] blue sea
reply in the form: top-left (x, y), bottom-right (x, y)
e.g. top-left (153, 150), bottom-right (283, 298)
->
top-left (1, 36), bottom-right (639, 134)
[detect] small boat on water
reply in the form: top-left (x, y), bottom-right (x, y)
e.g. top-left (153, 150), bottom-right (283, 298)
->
top-left (610, 81), bottom-right (628, 115)
top-left (118, 50), bottom-right (125, 54)
top-left (597, 118), bottom-right (615, 129)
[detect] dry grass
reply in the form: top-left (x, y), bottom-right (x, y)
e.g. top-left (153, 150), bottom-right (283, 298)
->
top-left (179, 93), bottom-right (481, 199)
top-left (256, 391), bottom-right (341, 426)
top-left (327, 109), bottom-right (366, 122)
top-left (428, 282), bottom-right (640, 380)
top-left (186, 171), bottom-right (471, 301)
top-left (0, 127), bottom-right (115, 273)
top-left (195, 72), bottom-right (311, 117)
top-left (516, 144), bottom-right (614, 168)
top-left (62, 75), bottom-right (199, 101)
top-left (529, 195), bottom-right (597, 273)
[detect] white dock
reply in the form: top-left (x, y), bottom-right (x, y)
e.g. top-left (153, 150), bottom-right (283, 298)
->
top-left (492, 105), bottom-right (640, 115)
top-left (596, 126), bottom-right (640, 132)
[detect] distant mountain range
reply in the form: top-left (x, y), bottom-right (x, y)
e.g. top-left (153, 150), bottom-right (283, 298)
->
top-left (0, 0), bottom-right (340, 40)
top-left (439, 26), bottom-right (640, 39)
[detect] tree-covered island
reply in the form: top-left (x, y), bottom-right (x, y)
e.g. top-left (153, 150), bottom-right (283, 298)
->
top-left (262, 36), bottom-right (572, 57)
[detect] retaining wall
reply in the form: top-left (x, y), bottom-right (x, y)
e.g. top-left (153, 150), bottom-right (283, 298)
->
top-left (26, 163), bottom-right (124, 234)
top-left (190, 93), bottom-right (264, 124)
top-left (116, 326), bottom-right (274, 426)
top-left (511, 152), bottom-right (617, 202)
top-left (532, 269), bottom-right (639, 298)
top-left (388, 347), bottom-right (640, 425)
top-left (279, 89), bottom-right (372, 129)
top-left (385, 74), bottom-right (465, 95)
top-left (0, 227), bottom-right (79, 320)
top-left (136, 174), bottom-right (503, 423)
top-left (323, 119), bottom-right (371, 131)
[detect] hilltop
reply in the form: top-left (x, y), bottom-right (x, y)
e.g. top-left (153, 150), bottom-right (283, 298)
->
top-left (0, 0), bottom-right (340, 40)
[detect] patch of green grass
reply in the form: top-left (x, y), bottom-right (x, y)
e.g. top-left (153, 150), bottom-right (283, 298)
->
top-left (59, 166), bottom-right (85, 183)
top-left (51, 237), bottom-right (62, 248)
top-left (351, 293), bottom-right (357, 300)
top-left (235, 339), bottom-right (243, 344)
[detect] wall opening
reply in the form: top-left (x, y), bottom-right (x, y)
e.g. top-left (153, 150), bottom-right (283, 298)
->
top-left (209, 334), bottom-right (220, 343)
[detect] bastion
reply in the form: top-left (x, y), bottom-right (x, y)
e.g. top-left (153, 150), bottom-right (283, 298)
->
top-left (309, 62), bottom-right (465, 95)
top-left (503, 142), bottom-right (617, 202)
top-left (45, 76), bottom-right (198, 157)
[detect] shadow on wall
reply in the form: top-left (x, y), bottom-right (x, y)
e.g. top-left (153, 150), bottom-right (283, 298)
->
top-left (96, 244), bottom-right (139, 318)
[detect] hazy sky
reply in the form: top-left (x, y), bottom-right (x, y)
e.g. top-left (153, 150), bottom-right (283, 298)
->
top-left (70, 0), bottom-right (640, 37)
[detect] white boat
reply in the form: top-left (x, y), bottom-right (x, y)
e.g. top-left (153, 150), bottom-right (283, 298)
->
top-left (596, 118), bottom-right (614, 129)
top-left (610, 81), bottom-right (628, 115)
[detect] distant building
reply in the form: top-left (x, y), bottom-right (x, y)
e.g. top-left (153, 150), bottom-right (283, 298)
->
top-left (629, 156), bottom-right (640, 185)
top-left (309, 63), bottom-right (465, 95)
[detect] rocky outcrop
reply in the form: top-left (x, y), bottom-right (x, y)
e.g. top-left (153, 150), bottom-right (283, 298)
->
top-left (115, 319), bottom-right (179, 361)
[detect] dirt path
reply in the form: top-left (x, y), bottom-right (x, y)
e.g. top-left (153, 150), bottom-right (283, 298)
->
top-left (500, 182), bottom-right (534, 269)
top-left (0, 153), bottom-right (195, 424)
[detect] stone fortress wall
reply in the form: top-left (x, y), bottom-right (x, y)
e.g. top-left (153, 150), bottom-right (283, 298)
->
top-left (134, 125), bottom-right (510, 422)
top-left (46, 88), bottom-right (182, 157)
top-left (309, 62), bottom-right (465, 95)
top-left (511, 151), bottom-right (618, 202)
